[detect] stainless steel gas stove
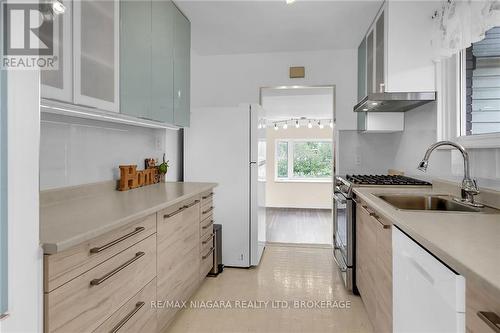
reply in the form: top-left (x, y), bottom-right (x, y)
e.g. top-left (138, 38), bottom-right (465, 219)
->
top-left (333, 175), bottom-right (431, 293)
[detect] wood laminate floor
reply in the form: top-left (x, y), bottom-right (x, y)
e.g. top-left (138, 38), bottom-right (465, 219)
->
top-left (266, 208), bottom-right (333, 245)
top-left (165, 245), bottom-right (372, 333)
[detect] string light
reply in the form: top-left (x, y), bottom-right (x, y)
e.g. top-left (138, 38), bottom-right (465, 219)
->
top-left (329, 120), bottom-right (333, 129)
top-left (307, 120), bottom-right (312, 129)
top-left (318, 121), bottom-right (324, 129)
top-left (274, 123), bottom-right (278, 131)
top-left (295, 120), bottom-right (300, 128)
top-left (283, 122), bottom-right (288, 129)
top-left (268, 119), bottom-right (333, 130)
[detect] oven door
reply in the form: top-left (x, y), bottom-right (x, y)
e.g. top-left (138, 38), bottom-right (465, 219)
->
top-left (334, 192), bottom-right (348, 261)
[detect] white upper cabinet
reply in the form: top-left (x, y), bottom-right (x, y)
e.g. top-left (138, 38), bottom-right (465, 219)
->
top-left (384, 2), bottom-right (436, 92)
top-left (73, 0), bottom-right (120, 112)
top-left (41, 0), bottom-right (73, 103)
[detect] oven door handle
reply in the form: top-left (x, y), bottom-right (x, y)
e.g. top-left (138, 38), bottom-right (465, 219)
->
top-left (334, 193), bottom-right (347, 205)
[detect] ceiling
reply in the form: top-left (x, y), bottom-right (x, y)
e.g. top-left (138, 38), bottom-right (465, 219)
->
top-left (176, 0), bottom-right (383, 55)
top-left (261, 87), bottom-right (334, 121)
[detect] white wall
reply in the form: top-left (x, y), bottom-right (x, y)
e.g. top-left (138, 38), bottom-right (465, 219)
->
top-left (40, 113), bottom-right (182, 190)
top-left (191, 49), bottom-right (358, 130)
top-left (266, 127), bottom-right (333, 209)
top-left (0, 71), bottom-right (42, 333)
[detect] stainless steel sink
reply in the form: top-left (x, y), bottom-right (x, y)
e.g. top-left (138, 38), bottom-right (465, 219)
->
top-left (377, 195), bottom-right (489, 213)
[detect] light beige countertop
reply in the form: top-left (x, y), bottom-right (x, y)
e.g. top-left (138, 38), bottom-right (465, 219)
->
top-left (40, 181), bottom-right (217, 254)
top-left (353, 183), bottom-right (500, 300)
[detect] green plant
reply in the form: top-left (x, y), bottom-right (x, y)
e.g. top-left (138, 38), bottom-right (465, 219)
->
top-left (158, 154), bottom-right (169, 175)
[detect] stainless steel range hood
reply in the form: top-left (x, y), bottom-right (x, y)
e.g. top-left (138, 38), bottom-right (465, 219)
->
top-left (353, 92), bottom-right (436, 113)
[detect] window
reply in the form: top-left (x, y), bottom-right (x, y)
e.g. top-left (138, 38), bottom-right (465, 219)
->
top-left (463, 27), bottom-right (500, 136)
top-left (275, 140), bottom-right (333, 182)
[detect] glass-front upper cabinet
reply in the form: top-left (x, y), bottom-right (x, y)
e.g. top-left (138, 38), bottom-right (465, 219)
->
top-left (41, 0), bottom-right (72, 102)
top-left (173, 7), bottom-right (191, 127)
top-left (73, 0), bottom-right (119, 112)
top-left (375, 11), bottom-right (385, 93)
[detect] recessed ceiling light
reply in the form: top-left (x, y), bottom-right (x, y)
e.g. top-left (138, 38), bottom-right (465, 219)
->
top-left (371, 102), bottom-right (378, 106)
top-left (362, 108), bottom-right (369, 111)
top-left (286, 0), bottom-right (296, 4)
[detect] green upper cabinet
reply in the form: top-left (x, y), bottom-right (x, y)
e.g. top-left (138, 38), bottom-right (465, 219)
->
top-left (120, 0), bottom-right (152, 119)
top-left (151, 0), bottom-right (175, 124)
top-left (173, 8), bottom-right (191, 127)
top-left (120, 0), bottom-right (190, 126)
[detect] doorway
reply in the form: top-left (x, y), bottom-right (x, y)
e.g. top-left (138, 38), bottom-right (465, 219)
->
top-left (260, 86), bottom-right (335, 246)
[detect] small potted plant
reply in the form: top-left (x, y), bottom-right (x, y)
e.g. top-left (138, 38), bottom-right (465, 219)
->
top-left (158, 153), bottom-right (170, 183)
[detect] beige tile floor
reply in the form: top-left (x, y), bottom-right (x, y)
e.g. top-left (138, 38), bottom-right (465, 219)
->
top-left (165, 245), bottom-right (372, 333)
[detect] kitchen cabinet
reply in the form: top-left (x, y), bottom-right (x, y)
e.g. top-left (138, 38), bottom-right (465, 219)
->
top-left (355, 197), bottom-right (392, 332)
top-left (120, 0), bottom-right (190, 126)
top-left (41, 0), bottom-right (72, 103)
top-left (120, 0), bottom-right (152, 119)
top-left (151, 0), bottom-right (175, 124)
top-left (466, 279), bottom-right (500, 333)
top-left (173, 8), bottom-right (191, 127)
top-left (156, 196), bottom-right (201, 331)
top-left (357, 38), bottom-right (367, 102)
top-left (73, 0), bottom-right (120, 112)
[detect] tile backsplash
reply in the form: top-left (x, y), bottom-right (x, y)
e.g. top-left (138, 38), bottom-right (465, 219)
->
top-left (40, 113), bottom-right (181, 190)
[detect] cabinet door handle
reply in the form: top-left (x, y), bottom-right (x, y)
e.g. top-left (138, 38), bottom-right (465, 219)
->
top-left (164, 206), bottom-right (185, 219)
top-left (110, 301), bottom-right (145, 333)
top-left (202, 220), bottom-right (214, 230)
top-left (202, 233), bottom-right (214, 245)
top-left (90, 252), bottom-right (145, 286)
top-left (202, 247), bottom-right (215, 260)
top-left (202, 192), bottom-right (214, 200)
top-left (478, 312), bottom-right (500, 333)
top-left (90, 227), bottom-right (145, 254)
top-left (184, 200), bottom-right (200, 209)
top-left (202, 206), bottom-right (214, 215)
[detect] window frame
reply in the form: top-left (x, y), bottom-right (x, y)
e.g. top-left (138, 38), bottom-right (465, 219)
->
top-left (274, 138), bottom-right (333, 183)
top-left (437, 49), bottom-right (500, 148)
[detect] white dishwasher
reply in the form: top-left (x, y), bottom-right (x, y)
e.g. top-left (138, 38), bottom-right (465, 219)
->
top-left (393, 227), bottom-right (465, 333)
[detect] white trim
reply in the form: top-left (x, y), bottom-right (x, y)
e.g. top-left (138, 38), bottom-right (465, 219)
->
top-left (436, 50), bottom-right (500, 148)
top-left (274, 139), bottom-right (333, 182)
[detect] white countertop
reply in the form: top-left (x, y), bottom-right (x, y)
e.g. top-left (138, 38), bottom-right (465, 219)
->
top-left (353, 185), bottom-right (500, 300)
top-left (40, 182), bottom-right (217, 254)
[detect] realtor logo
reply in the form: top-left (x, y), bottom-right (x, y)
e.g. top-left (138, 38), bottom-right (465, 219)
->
top-left (2, 2), bottom-right (59, 69)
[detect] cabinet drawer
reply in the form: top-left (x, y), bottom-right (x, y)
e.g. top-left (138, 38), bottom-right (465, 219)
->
top-left (93, 278), bottom-right (157, 333)
top-left (466, 279), bottom-right (500, 333)
top-left (201, 204), bottom-right (214, 221)
top-left (44, 214), bottom-right (156, 292)
top-left (200, 247), bottom-right (214, 280)
top-left (200, 216), bottom-right (214, 238)
top-left (200, 231), bottom-right (214, 255)
top-left (45, 234), bottom-right (157, 333)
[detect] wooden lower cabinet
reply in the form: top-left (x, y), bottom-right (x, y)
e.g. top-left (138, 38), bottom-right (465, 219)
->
top-left (156, 195), bottom-right (201, 331)
top-left (356, 199), bottom-right (392, 333)
top-left (45, 234), bottom-right (157, 333)
top-left (93, 278), bottom-right (157, 333)
top-left (466, 278), bottom-right (500, 333)
top-left (43, 189), bottom-right (216, 333)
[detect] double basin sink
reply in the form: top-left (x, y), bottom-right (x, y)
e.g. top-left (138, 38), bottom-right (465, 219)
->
top-left (378, 194), bottom-right (500, 214)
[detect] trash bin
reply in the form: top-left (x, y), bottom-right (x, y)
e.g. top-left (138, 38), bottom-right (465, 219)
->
top-left (209, 224), bottom-right (223, 276)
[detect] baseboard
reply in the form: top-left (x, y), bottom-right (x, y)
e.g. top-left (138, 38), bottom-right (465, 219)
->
top-left (266, 241), bottom-right (333, 249)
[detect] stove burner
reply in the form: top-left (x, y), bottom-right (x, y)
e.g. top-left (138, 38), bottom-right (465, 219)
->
top-left (345, 174), bottom-right (431, 186)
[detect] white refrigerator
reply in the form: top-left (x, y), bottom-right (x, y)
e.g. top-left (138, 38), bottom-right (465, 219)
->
top-left (184, 104), bottom-right (266, 268)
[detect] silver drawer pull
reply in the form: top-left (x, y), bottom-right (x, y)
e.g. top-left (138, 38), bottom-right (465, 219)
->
top-left (164, 206), bottom-right (185, 219)
top-left (202, 233), bottom-right (214, 245)
top-left (90, 252), bottom-right (145, 286)
top-left (110, 301), bottom-right (145, 333)
top-left (202, 206), bottom-right (214, 215)
top-left (202, 192), bottom-right (214, 200)
top-left (90, 227), bottom-right (145, 254)
top-left (478, 312), bottom-right (500, 332)
top-left (202, 220), bottom-right (214, 230)
top-left (184, 200), bottom-right (200, 209)
top-left (202, 247), bottom-right (214, 260)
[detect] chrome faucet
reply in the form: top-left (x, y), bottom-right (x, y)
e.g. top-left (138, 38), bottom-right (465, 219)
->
top-left (417, 141), bottom-right (483, 207)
